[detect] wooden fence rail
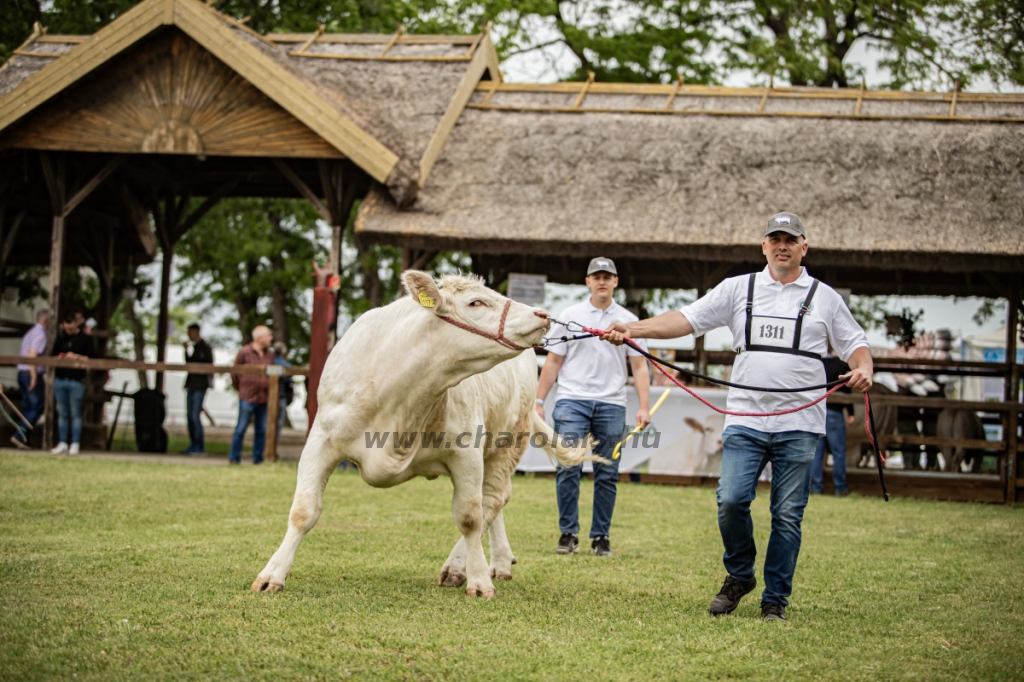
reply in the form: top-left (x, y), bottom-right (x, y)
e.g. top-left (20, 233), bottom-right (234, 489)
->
top-left (1, 355), bottom-right (310, 463)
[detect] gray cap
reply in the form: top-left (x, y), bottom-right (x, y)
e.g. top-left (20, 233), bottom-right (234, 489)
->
top-left (765, 212), bottom-right (806, 238)
top-left (586, 257), bottom-right (617, 276)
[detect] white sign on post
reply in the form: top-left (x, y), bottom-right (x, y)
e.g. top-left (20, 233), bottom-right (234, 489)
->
top-left (507, 273), bottom-right (546, 305)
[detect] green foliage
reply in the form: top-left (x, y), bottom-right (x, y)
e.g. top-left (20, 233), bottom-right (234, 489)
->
top-left (175, 198), bottom-right (328, 364)
top-left (0, 266), bottom-right (48, 306)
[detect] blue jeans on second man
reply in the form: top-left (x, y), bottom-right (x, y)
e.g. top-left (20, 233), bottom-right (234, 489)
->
top-left (718, 425), bottom-right (820, 606)
top-left (812, 409), bottom-right (849, 494)
top-left (16, 371), bottom-right (45, 444)
top-left (229, 399), bottom-right (267, 464)
top-left (186, 388), bottom-right (207, 452)
top-left (54, 377), bottom-right (86, 445)
top-left (553, 399), bottom-right (626, 538)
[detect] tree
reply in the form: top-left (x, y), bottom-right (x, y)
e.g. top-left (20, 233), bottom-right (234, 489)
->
top-left (175, 198), bottom-right (328, 364)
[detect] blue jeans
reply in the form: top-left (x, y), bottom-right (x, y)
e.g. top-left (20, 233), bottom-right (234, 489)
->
top-left (718, 425), bottom-right (819, 606)
top-left (553, 399), bottom-right (626, 538)
top-left (812, 410), bottom-right (849, 494)
top-left (229, 399), bottom-right (267, 464)
top-left (53, 377), bottom-right (86, 445)
top-left (186, 388), bottom-right (207, 452)
top-left (16, 371), bottom-right (45, 444)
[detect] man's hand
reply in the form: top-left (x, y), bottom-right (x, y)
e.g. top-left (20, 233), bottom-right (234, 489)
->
top-left (28, 375), bottom-right (37, 391)
top-left (840, 366), bottom-right (873, 392)
top-left (601, 322), bottom-right (631, 346)
top-left (636, 408), bottom-right (651, 429)
top-left (534, 402), bottom-right (545, 420)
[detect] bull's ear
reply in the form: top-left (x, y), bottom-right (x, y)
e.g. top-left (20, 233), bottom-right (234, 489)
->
top-left (402, 270), bottom-right (449, 315)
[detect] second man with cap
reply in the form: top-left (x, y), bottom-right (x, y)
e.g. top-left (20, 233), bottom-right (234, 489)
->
top-left (536, 257), bottom-right (651, 556)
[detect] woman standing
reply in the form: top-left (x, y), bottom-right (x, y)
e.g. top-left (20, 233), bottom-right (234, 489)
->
top-left (50, 312), bottom-right (95, 455)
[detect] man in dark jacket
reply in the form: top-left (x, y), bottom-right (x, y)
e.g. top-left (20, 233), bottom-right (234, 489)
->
top-left (183, 323), bottom-right (214, 455)
top-left (811, 352), bottom-right (856, 495)
top-left (50, 311), bottom-right (95, 455)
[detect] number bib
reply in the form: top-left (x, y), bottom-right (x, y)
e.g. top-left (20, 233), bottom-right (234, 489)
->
top-left (750, 315), bottom-right (798, 348)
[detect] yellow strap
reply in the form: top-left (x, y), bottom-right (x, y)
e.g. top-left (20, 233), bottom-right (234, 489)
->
top-left (612, 388), bottom-right (672, 460)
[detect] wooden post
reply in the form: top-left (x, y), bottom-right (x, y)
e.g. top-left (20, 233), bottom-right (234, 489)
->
top-left (265, 371), bottom-right (280, 463)
top-left (1005, 278), bottom-right (1020, 504)
top-left (39, 152), bottom-right (65, 450)
top-left (307, 263), bottom-right (333, 432)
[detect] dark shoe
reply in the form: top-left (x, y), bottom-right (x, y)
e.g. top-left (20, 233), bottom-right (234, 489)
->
top-left (181, 448), bottom-right (196, 454)
top-left (591, 536), bottom-right (613, 557)
top-left (10, 435), bottom-right (30, 450)
top-left (189, 451), bottom-right (208, 457)
top-left (555, 533), bottom-right (579, 554)
top-left (228, 460), bottom-right (240, 466)
top-left (835, 490), bottom-right (850, 497)
top-left (708, 576), bottom-right (757, 616)
top-left (762, 602), bottom-right (787, 622)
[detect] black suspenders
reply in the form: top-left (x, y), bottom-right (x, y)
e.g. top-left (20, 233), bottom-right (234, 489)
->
top-left (744, 273), bottom-right (823, 359)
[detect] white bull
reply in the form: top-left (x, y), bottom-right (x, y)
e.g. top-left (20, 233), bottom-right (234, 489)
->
top-left (251, 271), bottom-right (594, 598)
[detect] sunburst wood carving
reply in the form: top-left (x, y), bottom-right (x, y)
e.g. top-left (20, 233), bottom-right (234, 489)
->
top-left (5, 29), bottom-right (343, 158)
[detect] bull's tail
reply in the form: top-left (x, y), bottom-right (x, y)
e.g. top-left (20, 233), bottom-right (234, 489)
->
top-left (529, 410), bottom-right (608, 467)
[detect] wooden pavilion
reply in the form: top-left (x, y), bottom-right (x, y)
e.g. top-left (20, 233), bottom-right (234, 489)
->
top-left (0, 0), bottom-right (1021, 501)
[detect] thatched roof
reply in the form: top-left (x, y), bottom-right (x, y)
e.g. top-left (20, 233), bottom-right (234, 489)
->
top-left (356, 82), bottom-right (1024, 294)
top-left (0, 1), bottom-right (501, 204)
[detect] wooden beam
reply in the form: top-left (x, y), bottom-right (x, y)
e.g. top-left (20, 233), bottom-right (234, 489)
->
top-left (854, 79), bottom-right (866, 116)
top-left (949, 79), bottom-right (960, 117)
top-left (120, 183), bottom-right (159, 258)
top-left (286, 52), bottom-right (472, 62)
top-left (175, 180), bottom-right (238, 240)
top-left (571, 71), bottom-right (596, 110)
top-left (419, 32), bottom-right (498, 184)
top-left (296, 24), bottom-right (324, 54)
top-left (11, 50), bottom-right (63, 59)
top-left (756, 75), bottom-right (773, 113)
top-left (1005, 277), bottom-right (1020, 504)
top-left (266, 33), bottom-right (479, 45)
top-left (663, 73), bottom-right (683, 110)
top-left (379, 25), bottom-right (404, 57)
top-left (265, 372), bottom-right (280, 462)
top-left (173, 0), bottom-right (399, 183)
top-left (62, 154), bottom-right (126, 217)
top-left (0, 354), bottom-right (309, 376)
top-left (0, 0), bottom-right (166, 134)
top-left (1, 209), bottom-right (27, 268)
top-left (273, 159), bottom-right (330, 222)
top-left (42, 152), bottom-right (66, 450)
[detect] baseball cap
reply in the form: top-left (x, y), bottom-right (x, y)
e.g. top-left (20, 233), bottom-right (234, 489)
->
top-left (586, 257), bottom-right (617, 276)
top-left (765, 212), bottom-right (806, 238)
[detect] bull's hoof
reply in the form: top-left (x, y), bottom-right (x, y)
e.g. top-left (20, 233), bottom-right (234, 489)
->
top-left (490, 567), bottom-right (513, 581)
top-left (467, 585), bottom-right (496, 598)
top-left (250, 578), bottom-right (284, 592)
top-left (437, 568), bottom-right (467, 588)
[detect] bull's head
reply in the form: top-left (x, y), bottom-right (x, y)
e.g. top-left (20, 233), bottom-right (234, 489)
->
top-left (401, 270), bottom-right (551, 358)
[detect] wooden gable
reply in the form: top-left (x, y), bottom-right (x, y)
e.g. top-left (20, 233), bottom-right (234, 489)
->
top-left (2, 29), bottom-right (343, 159)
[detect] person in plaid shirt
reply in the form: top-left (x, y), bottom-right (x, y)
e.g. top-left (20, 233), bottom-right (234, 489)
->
top-left (229, 325), bottom-right (274, 465)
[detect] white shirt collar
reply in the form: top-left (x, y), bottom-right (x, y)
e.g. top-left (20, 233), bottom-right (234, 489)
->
top-left (587, 298), bottom-right (619, 315)
top-left (758, 265), bottom-right (811, 288)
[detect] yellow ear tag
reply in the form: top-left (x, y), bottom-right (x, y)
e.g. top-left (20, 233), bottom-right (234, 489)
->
top-left (418, 290), bottom-right (435, 308)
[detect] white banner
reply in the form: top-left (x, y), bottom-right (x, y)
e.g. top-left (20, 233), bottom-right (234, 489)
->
top-left (520, 384), bottom-right (732, 476)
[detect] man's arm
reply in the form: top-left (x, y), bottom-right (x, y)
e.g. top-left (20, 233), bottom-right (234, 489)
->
top-left (231, 349), bottom-right (245, 391)
top-left (27, 348), bottom-right (39, 390)
top-left (841, 346), bottom-right (873, 393)
top-left (630, 356), bottom-right (651, 428)
top-left (534, 352), bottom-right (565, 419)
top-left (603, 311), bottom-right (695, 345)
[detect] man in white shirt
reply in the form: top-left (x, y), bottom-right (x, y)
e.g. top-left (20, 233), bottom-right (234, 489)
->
top-left (536, 257), bottom-right (652, 557)
top-left (602, 214), bottom-right (872, 622)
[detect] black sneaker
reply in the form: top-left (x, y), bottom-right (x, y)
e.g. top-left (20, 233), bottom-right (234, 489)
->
top-left (555, 532), bottom-right (579, 554)
top-left (708, 576), bottom-right (757, 616)
top-left (762, 602), bottom-right (787, 622)
top-left (591, 536), bottom-right (613, 557)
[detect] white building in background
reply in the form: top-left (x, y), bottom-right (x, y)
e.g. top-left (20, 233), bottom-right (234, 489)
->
top-left (103, 344), bottom-right (309, 432)
top-left (960, 326), bottom-right (1024, 402)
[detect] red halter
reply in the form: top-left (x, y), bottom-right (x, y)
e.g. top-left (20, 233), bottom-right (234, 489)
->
top-left (439, 299), bottom-right (528, 351)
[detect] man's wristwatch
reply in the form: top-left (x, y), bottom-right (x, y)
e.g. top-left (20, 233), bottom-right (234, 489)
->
top-left (535, 398), bottom-right (545, 404)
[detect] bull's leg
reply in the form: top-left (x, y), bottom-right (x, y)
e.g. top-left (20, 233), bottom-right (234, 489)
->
top-left (449, 453), bottom-right (493, 598)
top-left (251, 428), bottom-right (337, 592)
top-left (487, 476), bottom-right (516, 580)
top-left (438, 538), bottom-right (467, 587)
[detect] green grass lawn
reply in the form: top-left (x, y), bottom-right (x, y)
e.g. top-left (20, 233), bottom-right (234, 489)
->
top-left (1, 453), bottom-right (1022, 681)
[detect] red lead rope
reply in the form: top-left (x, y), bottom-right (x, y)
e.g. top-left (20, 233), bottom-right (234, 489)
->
top-left (577, 326), bottom-right (890, 499)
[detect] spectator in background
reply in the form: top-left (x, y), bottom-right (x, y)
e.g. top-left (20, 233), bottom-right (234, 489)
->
top-left (272, 341), bottom-right (294, 445)
top-left (51, 311), bottom-right (95, 455)
top-left (12, 308), bottom-right (51, 449)
top-left (229, 325), bottom-right (274, 465)
top-left (182, 323), bottom-right (214, 455)
top-left (811, 351), bottom-right (855, 496)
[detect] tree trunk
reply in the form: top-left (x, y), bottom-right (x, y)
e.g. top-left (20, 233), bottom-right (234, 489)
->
top-left (122, 297), bottom-right (149, 389)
